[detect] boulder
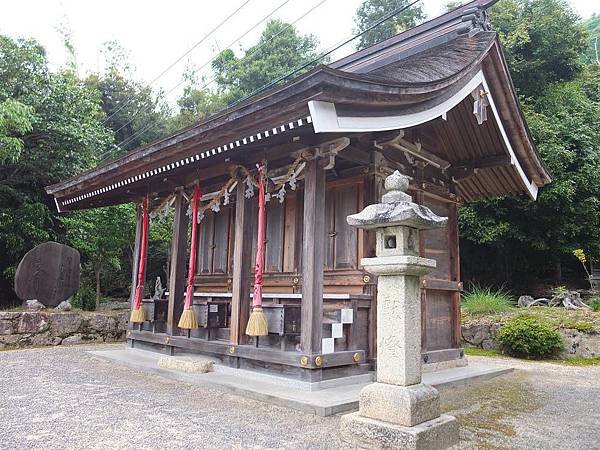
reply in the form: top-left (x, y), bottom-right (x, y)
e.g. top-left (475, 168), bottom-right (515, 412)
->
top-left (14, 242), bottom-right (80, 307)
top-left (0, 312), bottom-right (20, 320)
top-left (0, 320), bottom-right (14, 335)
top-left (17, 313), bottom-right (49, 333)
top-left (31, 333), bottom-right (62, 346)
top-left (55, 300), bottom-right (72, 311)
top-left (87, 314), bottom-right (117, 332)
top-left (61, 334), bottom-right (85, 345)
top-left (23, 300), bottom-right (46, 311)
top-left (97, 301), bottom-right (130, 311)
top-left (49, 313), bottom-right (83, 336)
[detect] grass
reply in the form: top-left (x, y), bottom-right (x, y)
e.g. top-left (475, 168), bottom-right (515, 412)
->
top-left (464, 347), bottom-right (504, 357)
top-left (464, 346), bottom-right (600, 366)
top-left (461, 285), bottom-right (514, 315)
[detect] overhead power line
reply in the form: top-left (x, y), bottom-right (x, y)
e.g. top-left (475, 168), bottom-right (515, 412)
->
top-left (102, 0), bottom-right (330, 159)
top-left (100, 0), bottom-right (252, 126)
top-left (110, 0), bottom-right (420, 157)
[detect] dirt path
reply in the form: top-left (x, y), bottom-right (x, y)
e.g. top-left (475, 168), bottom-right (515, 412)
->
top-left (0, 345), bottom-right (598, 449)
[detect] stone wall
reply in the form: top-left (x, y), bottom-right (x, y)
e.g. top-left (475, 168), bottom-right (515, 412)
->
top-left (0, 311), bottom-right (128, 349)
top-left (462, 321), bottom-right (600, 358)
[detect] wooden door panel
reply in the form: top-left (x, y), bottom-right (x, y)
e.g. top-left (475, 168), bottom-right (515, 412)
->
top-left (334, 186), bottom-right (358, 270)
top-left (198, 213), bottom-right (215, 273)
top-left (265, 201), bottom-right (284, 272)
top-left (213, 208), bottom-right (230, 273)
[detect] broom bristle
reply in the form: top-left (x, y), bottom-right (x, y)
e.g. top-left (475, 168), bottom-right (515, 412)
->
top-left (130, 307), bottom-right (145, 323)
top-left (178, 308), bottom-right (198, 330)
top-left (246, 307), bottom-right (268, 336)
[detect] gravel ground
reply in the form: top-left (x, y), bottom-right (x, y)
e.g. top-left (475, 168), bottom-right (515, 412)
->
top-left (0, 344), bottom-right (598, 450)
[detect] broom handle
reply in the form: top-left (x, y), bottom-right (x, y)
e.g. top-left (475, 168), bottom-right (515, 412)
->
top-left (253, 167), bottom-right (266, 308)
top-left (133, 196), bottom-right (149, 310)
top-left (184, 183), bottom-right (201, 309)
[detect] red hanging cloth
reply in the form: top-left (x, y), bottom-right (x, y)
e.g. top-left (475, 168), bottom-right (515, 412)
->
top-left (132, 196), bottom-right (149, 314)
top-left (252, 166), bottom-right (266, 308)
top-left (184, 182), bottom-right (201, 310)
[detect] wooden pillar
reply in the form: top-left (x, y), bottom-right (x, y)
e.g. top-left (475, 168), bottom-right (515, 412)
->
top-left (230, 181), bottom-right (253, 345)
top-left (448, 202), bottom-right (462, 347)
top-left (128, 203), bottom-right (143, 331)
top-left (300, 158), bottom-right (326, 354)
top-left (167, 190), bottom-right (189, 336)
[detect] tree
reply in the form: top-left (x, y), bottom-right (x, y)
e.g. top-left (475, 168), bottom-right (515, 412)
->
top-left (489, 0), bottom-right (588, 96)
top-left (87, 41), bottom-right (171, 159)
top-left (212, 19), bottom-right (322, 104)
top-left (459, 52), bottom-right (600, 286)
top-left (582, 13), bottom-right (600, 64)
top-left (64, 205), bottom-right (136, 308)
top-left (458, 0), bottom-right (599, 288)
top-left (0, 35), bottom-right (114, 305)
top-left (354, 0), bottom-right (425, 50)
top-left (167, 65), bottom-right (226, 131)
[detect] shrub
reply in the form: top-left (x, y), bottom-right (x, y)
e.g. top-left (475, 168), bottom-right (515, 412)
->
top-left (591, 299), bottom-right (600, 312)
top-left (497, 315), bottom-right (563, 359)
top-left (461, 285), bottom-right (514, 315)
top-left (71, 282), bottom-right (96, 311)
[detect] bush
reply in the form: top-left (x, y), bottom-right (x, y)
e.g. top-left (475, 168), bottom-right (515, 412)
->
top-left (461, 285), bottom-right (514, 315)
top-left (497, 315), bottom-right (563, 359)
top-left (71, 282), bottom-right (96, 311)
top-left (591, 299), bottom-right (600, 312)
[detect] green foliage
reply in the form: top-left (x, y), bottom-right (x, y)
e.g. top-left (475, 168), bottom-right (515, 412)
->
top-left (590, 299), bottom-right (600, 312)
top-left (582, 13), bottom-right (600, 64)
top-left (212, 19), bottom-right (322, 104)
top-left (0, 35), bottom-right (113, 304)
top-left (561, 319), bottom-right (593, 332)
top-left (497, 315), bottom-right (563, 359)
top-left (462, 285), bottom-right (514, 315)
top-left (552, 285), bottom-right (567, 297)
top-left (489, 0), bottom-right (588, 96)
top-left (354, 0), bottom-right (424, 50)
top-left (167, 65), bottom-right (226, 131)
top-left (71, 281), bottom-right (96, 311)
top-left (460, 64), bottom-right (600, 286)
top-left (0, 99), bottom-right (35, 162)
top-left (87, 41), bottom-right (171, 158)
top-left (63, 204), bottom-right (136, 308)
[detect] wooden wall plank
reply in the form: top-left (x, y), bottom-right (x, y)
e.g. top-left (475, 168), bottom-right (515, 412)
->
top-left (283, 195), bottom-right (296, 272)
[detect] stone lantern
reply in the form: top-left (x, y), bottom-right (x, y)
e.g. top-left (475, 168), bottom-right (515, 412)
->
top-left (340, 171), bottom-right (459, 449)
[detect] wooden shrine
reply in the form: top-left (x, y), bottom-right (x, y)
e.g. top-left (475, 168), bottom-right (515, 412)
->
top-left (46, 0), bottom-right (550, 382)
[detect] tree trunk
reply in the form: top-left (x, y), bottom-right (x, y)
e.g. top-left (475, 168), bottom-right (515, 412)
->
top-left (554, 258), bottom-right (562, 283)
top-left (95, 268), bottom-right (101, 310)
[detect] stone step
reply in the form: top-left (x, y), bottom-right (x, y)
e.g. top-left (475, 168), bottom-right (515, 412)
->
top-left (157, 356), bottom-right (214, 374)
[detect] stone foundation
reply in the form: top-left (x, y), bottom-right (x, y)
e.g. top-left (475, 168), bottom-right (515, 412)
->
top-left (0, 311), bottom-right (128, 349)
top-left (462, 321), bottom-right (600, 358)
top-left (340, 412), bottom-right (459, 450)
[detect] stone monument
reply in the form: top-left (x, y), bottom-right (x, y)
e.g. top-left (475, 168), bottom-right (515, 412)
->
top-left (14, 242), bottom-right (80, 307)
top-left (340, 171), bottom-right (459, 449)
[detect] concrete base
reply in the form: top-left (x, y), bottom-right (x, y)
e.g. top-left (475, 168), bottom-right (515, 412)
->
top-left (340, 412), bottom-right (459, 450)
top-left (89, 347), bottom-right (513, 416)
top-left (359, 382), bottom-right (440, 427)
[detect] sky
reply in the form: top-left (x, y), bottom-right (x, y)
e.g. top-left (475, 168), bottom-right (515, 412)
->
top-left (1, 0), bottom-right (597, 108)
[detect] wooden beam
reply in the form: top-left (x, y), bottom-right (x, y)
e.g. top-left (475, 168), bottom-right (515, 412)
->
top-left (300, 157), bottom-right (326, 354)
top-left (166, 190), bottom-right (189, 336)
top-left (230, 181), bottom-right (253, 345)
top-left (452, 154), bottom-right (511, 170)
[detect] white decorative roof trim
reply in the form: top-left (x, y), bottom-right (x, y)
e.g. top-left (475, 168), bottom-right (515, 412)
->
top-left (60, 115), bottom-right (312, 207)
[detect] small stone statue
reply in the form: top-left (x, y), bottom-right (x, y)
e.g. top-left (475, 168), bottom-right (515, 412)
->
top-left (152, 277), bottom-right (165, 300)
